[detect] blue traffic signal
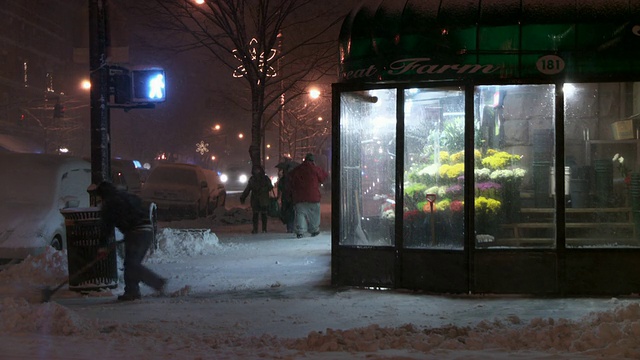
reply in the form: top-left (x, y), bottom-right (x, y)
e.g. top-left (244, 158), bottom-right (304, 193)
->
top-left (131, 69), bottom-right (166, 102)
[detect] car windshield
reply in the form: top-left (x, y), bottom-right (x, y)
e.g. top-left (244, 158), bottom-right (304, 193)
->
top-left (148, 167), bottom-right (198, 185)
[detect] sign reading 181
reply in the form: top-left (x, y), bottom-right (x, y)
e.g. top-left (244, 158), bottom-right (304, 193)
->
top-left (536, 55), bottom-right (565, 75)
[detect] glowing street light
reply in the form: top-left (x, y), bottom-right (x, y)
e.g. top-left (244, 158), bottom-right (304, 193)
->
top-left (238, 133), bottom-right (244, 139)
top-left (309, 88), bottom-right (321, 99)
top-left (213, 124), bottom-right (221, 131)
top-left (194, 0), bottom-right (205, 4)
top-left (81, 79), bottom-right (91, 90)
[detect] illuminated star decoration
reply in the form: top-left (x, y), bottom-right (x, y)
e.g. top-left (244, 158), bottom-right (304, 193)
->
top-left (232, 38), bottom-right (277, 78)
top-left (196, 140), bottom-right (209, 155)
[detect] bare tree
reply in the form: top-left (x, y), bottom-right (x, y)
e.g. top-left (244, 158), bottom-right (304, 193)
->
top-left (279, 82), bottom-right (331, 161)
top-left (131, 0), bottom-right (344, 167)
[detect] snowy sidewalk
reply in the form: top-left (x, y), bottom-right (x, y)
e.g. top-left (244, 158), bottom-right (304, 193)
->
top-left (1, 205), bottom-right (640, 359)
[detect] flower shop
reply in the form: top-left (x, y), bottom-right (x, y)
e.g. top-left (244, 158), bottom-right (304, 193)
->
top-left (331, 0), bottom-right (640, 295)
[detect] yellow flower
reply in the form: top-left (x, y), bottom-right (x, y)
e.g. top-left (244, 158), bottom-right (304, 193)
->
top-left (438, 164), bottom-right (451, 178)
top-left (481, 151), bottom-right (521, 169)
top-left (436, 199), bottom-right (451, 211)
top-left (475, 196), bottom-right (501, 214)
top-left (445, 163), bottom-right (465, 179)
top-left (450, 151), bottom-right (464, 164)
top-left (439, 151), bottom-right (450, 164)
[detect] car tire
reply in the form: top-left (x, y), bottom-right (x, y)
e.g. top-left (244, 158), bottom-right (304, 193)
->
top-left (192, 201), bottom-right (200, 219)
top-left (50, 236), bottom-right (63, 251)
top-left (218, 191), bottom-right (227, 208)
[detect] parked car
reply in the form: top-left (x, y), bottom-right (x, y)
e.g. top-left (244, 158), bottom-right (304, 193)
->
top-left (0, 153), bottom-right (91, 266)
top-left (141, 163), bottom-right (226, 220)
top-left (219, 163), bottom-right (250, 194)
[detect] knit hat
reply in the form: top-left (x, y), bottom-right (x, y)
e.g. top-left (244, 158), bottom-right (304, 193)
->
top-left (304, 153), bottom-right (314, 162)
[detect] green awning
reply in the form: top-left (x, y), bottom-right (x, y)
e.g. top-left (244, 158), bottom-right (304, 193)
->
top-left (339, 0), bottom-right (640, 83)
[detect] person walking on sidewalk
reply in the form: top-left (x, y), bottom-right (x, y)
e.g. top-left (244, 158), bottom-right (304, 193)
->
top-left (95, 181), bottom-right (166, 301)
top-left (288, 153), bottom-right (329, 238)
top-left (276, 159), bottom-right (296, 233)
top-left (240, 165), bottom-right (274, 233)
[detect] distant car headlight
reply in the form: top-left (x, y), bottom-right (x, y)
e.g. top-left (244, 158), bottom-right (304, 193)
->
top-left (239, 174), bottom-right (248, 183)
top-left (220, 174), bottom-right (228, 183)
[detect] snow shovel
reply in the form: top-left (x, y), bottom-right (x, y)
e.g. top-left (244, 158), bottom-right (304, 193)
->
top-left (425, 193), bottom-right (437, 246)
top-left (41, 244), bottom-right (114, 303)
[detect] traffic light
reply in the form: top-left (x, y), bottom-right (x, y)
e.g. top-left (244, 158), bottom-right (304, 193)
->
top-left (53, 103), bottom-right (64, 118)
top-left (131, 68), bottom-right (166, 103)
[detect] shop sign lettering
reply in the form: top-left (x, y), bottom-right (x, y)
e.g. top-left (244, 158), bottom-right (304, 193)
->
top-left (341, 57), bottom-right (502, 80)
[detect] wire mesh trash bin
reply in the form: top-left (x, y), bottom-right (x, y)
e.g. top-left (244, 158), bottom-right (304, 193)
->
top-left (60, 207), bottom-right (118, 291)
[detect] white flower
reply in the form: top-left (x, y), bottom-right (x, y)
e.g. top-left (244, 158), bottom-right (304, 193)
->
top-left (513, 168), bottom-right (527, 178)
top-left (613, 153), bottom-right (620, 162)
top-left (475, 168), bottom-right (491, 180)
top-left (619, 156), bottom-right (624, 164)
top-left (417, 164), bottom-right (439, 177)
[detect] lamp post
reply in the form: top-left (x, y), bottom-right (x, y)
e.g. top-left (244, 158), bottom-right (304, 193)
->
top-left (89, 0), bottom-right (111, 205)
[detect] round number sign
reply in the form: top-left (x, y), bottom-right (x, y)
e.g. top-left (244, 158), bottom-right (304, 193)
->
top-left (536, 55), bottom-right (565, 75)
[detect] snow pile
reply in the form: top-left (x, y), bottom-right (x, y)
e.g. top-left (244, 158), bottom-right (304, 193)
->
top-left (285, 303), bottom-right (640, 357)
top-left (0, 298), bottom-right (95, 335)
top-left (0, 247), bottom-right (68, 301)
top-left (150, 228), bottom-right (221, 259)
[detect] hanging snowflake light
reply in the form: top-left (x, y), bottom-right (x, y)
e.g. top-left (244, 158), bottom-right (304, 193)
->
top-left (196, 140), bottom-right (209, 155)
top-left (232, 38), bottom-right (277, 78)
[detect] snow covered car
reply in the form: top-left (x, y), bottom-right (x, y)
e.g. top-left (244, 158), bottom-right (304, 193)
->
top-left (0, 153), bottom-right (91, 265)
top-left (141, 163), bottom-right (226, 220)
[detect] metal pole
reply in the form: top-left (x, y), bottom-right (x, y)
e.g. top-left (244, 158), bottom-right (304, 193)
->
top-left (89, 0), bottom-right (111, 205)
top-left (278, 31), bottom-right (284, 162)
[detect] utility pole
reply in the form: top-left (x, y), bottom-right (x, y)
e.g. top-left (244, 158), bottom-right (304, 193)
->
top-left (88, 0), bottom-right (111, 204)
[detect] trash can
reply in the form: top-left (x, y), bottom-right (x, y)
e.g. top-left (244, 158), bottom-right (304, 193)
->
top-left (60, 207), bottom-right (118, 291)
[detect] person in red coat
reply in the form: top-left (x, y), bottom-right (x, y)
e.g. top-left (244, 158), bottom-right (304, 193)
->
top-left (288, 153), bottom-right (329, 238)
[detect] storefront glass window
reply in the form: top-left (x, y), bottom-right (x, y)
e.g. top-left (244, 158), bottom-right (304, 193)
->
top-left (403, 87), bottom-right (465, 249)
top-left (564, 82), bottom-right (640, 248)
top-left (339, 89), bottom-right (397, 246)
top-left (474, 85), bottom-right (556, 248)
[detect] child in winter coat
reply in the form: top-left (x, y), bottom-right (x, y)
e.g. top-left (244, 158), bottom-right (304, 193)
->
top-left (240, 165), bottom-right (273, 233)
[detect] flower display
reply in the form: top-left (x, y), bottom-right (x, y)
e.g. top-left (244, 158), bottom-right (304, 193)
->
top-left (474, 196), bottom-right (501, 214)
top-left (481, 150), bottom-right (522, 169)
top-left (402, 148), bottom-right (526, 232)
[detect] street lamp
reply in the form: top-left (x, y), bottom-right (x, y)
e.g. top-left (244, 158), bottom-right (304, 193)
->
top-left (309, 88), bottom-right (321, 99)
top-left (81, 79), bottom-right (91, 90)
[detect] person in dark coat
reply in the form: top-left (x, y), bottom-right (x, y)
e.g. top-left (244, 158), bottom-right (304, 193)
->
top-left (288, 153), bottom-right (329, 238)
top-left (95, 181), bottom-right (166, 301)
top-left (240, 165), bottom-right (274, 233)
top-left (276, 160), bottom-right (296, 233)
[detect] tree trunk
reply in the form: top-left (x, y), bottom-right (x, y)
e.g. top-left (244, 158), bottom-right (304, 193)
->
top-left (249, 85), bottom-right (265, 167)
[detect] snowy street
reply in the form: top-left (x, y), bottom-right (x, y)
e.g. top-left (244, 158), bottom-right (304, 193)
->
top-left (1, 197), bottom-right (640, 359)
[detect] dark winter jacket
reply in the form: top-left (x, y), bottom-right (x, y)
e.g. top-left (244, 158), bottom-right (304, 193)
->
top-left (288, 160), bottom-right (328, 204)
top-left (96, 181), bottom-right (151, 242)
top-left (240, 170), bottom-right (273, 210)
